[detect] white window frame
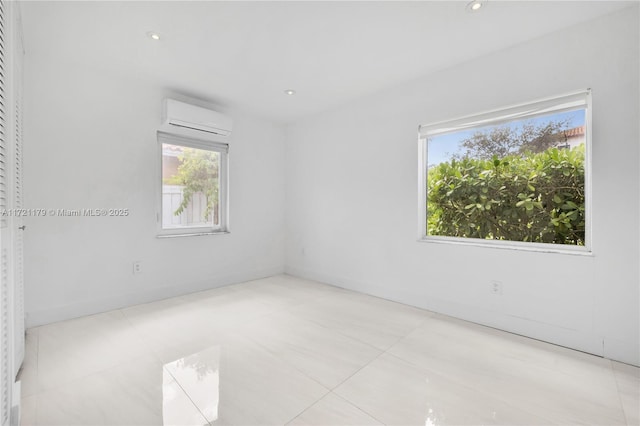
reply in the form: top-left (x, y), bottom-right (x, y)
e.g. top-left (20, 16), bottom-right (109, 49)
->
top-left (157, 130), bottom-right (229, 238)
top-left (418, 89), bottom-right (592, 254)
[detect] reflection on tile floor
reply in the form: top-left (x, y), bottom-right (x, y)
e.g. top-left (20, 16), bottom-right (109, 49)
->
top-left (18, 275), bottom-right (640, 425)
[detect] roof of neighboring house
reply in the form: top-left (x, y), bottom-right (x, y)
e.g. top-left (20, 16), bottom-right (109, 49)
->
top-left (163, 144), bottom-right (184, 157)
top-left (564, 126), bottom-right (585, 138)
top-left (163, 144), bottom-right (184, 152)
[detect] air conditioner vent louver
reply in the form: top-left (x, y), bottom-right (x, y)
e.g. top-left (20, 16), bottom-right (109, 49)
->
top-left (162, 99), bottom-right (232, 137)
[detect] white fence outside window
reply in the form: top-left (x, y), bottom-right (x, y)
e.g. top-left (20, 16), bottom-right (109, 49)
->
top-left (162, 185), bottom-right (211, 227)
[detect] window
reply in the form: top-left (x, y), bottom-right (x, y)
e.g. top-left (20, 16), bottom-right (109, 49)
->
top-left (158, 132), bottom-right (228, 236)
top-left (418, 90), bottom-right (591, 252)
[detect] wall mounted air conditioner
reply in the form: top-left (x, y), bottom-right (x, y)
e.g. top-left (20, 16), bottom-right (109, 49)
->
top-left (162, 99), bottom-right (232, 137)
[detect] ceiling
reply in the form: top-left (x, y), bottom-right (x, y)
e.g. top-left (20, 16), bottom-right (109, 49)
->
top-left (21, 1), bottom-right (634, 123)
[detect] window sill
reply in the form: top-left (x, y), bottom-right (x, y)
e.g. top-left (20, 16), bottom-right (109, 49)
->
top-left (157, 230), bottom-right (230, 239)
top-left (417, 236), bottom-right (593, 256)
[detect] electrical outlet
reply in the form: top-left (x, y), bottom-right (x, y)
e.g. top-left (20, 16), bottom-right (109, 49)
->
top-left (133, 261), bottom-right (142, 275)
top-left (490, 280), bottom-right (503, 295)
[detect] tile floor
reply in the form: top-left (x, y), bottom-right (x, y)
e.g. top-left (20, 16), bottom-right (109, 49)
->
top-left (18, 275), bottom-right (640, 425)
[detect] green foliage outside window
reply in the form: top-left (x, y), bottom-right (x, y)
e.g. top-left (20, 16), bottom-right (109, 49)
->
top-left (172, 147), bottom-right (220, 224)
top-left (427, 145), bottom-right (585, 245)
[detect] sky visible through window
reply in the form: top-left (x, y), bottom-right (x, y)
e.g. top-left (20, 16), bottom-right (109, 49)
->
top-left (427, 109), bottom-right (585, 167)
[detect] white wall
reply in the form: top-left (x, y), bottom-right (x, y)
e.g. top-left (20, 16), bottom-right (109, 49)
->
top-left (285, 7), bottom-right (640, 365)
top-left (23, 55), bottom-right (286, 326)
top-left (22, 4), bottom-right (639, 366)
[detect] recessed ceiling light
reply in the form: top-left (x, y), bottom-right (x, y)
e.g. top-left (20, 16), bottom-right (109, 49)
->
top-left (466, 1), bottom-right (485, 12)
top-left (284, 89), bottom-right (296, 95)
top-left (147, 32), bottom-right (161, 41)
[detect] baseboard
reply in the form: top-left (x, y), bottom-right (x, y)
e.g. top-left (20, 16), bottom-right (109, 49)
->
top-left (285, 265), bottom-right (638, 367)
top-left (26, 266), bottom-right (284, 328)
top-left (604, 336), bottom-right (640, 367)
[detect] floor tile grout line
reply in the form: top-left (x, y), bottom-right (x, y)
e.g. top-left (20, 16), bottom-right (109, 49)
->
top-left (231, 284), bottom-right (438, 399)
top-left (245, 285), bottom-right (352, 318)
top-left (314, 318), bottom-right (439, 425)
top-left (381, 349), bottom-right (611, 425)
top-left (27, 352), bottom-right (155, 400)
top-left (239, 288), bottom-right (391, 353)
top-left (324, 347), bottom-right (390, 425)
top-left (193, 285), bottom-right (331, 331)
top-left (295, 314), bottom-right (395, 353)
top-left (122, 285), bottom-right (339, 425)
top-left (381, 313), bottom-right (577, 422)
top-left (116, 307), bottom-right (167, 367)
top-left (329, 391), bottom-right (387, 426)
top-left (235, 302), bottom-right (384, 399)
top-left (282, 387), bottom-right (333, 426)
top-left (164, 366), bottom-right (213, 426)
top-left (25, 276), bottom-right (634, 425)
top-left (237, 328), bottom-right (334, 392)
top-left (228, 293), bottom-right (400, 393)
top-left (328, 345), bottom-right (388, 392)
top-left (384, 352), bottom-right (534, 424)
top-left (231, 290), bottom-right (394, 424)
top-left (193, 284), bottom-right (343, 425)
top-left (610, 361), bottom-right (633, 425)
top-left (34, 276), bottom-right (426, 396)
top-left (283, 390), bottom-right (387, 426)
top-left (292, 277), bottom-right (628, 374)
top-left (283, 285), bottom-right (436, 349)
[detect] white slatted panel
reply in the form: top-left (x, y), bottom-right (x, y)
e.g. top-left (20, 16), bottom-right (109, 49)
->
top-left (0, 0), bottom-right (9, 423)
top-left (0, 0), bottom-right (6, 230)
top-left (12, 35), bottom-right (22, 372)
top-left (0, 249), bottom-right (8, 426)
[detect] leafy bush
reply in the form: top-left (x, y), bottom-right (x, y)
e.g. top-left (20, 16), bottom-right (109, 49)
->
top-left (427, 145), bottom-right (585, 245)
top-left (174, 147), bottom-right (220, 222)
